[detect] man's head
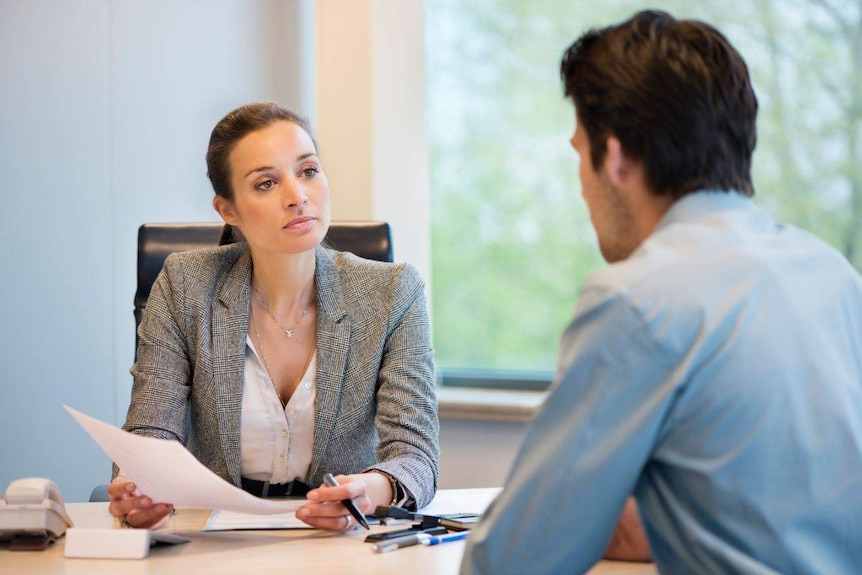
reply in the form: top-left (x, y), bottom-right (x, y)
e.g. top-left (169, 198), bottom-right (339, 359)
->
top-left (561, 10), bottom-right (758, 200)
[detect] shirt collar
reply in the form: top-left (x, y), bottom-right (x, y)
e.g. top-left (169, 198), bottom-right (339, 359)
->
top-left (654, 189), bottom-right (755, 233)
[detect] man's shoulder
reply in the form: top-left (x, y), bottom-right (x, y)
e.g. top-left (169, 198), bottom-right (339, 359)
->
top-left (580, 241), bottom-right (678, 305)
top-left (581, 211), bottom-right (862, 353)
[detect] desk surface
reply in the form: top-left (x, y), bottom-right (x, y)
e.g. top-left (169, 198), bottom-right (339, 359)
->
top-left (0, 489), bottom-right (656, 574)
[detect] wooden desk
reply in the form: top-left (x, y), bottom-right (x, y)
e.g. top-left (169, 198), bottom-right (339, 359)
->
top-left (0, 489), bottom-right (656, 574)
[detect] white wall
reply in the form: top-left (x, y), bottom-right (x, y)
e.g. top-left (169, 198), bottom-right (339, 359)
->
top-left (0, 0), bottom-right (312, 502)
top-left (0, 0), bottom-right (518, 503)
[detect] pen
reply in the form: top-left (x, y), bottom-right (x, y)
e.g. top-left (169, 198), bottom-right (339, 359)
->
top-left (371, 533), bottom-right (427, 553)
top-left (322, 472), bottom-right (370, 530)
top-left (372, 530), bottom-right (471, 553)
top-left (421, 531), bottom-right (471, 546)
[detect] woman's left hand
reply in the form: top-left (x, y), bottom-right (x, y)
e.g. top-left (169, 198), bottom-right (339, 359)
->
top-left (297, 472), bottom-right (392, 531)
top-left (297, 474), bottom-right (369, 531)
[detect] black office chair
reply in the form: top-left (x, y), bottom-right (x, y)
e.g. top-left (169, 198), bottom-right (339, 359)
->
top-left (135, 221), bottom-right (393, 333)
top-left (89, 221), bottom-right (393, 503)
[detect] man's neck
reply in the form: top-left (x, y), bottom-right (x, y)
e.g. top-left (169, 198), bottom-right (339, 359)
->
top-left (622, 178), bottom-right (676, 248)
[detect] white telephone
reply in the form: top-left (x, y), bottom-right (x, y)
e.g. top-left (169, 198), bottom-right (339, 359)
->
top-left (0, 478), bottom-right (74, 547)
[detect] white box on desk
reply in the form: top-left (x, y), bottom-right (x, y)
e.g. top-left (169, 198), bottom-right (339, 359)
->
top-left (64, 527), bottom-right (189, 559)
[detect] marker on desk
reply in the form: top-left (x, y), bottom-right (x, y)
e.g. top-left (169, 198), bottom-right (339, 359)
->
top-left (372, 530), bottom-right (471, 553)
top-left (421, 531), bottom-right (471, 546)
top-left (322, 472), bottom-right (370, 530)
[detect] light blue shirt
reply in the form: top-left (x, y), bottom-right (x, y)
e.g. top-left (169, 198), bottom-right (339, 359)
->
top-left (462, 191), bottom-right (862, 574)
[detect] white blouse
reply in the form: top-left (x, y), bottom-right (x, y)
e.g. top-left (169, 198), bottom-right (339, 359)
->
top-left (240, 335), bottom-right (316, 484)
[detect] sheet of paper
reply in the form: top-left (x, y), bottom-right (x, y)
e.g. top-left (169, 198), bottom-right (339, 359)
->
top-left (418, 487), bottom-right (501, 517)
top-left (65, 405), bottom-right (305, 515)
top-left (205, 505), bottom-right (311, 531)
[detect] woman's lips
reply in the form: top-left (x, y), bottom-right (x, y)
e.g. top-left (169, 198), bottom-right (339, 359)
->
top-left (284, 216), bottom-right (316, 230)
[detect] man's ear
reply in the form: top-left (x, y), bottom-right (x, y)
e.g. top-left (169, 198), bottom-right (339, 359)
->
top-left (213, 195), bottom-right (238, 225)
top-left (604, 136), bottom-right (634, 187)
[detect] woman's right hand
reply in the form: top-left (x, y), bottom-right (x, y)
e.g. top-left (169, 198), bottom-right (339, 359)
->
top-left (107, 480), bottom-right (174, 529)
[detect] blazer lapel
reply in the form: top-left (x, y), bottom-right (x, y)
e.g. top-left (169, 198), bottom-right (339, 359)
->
top-left (309, 247), bottom-right (350, 482)
top-left (210, 249), bottom-right (252, 486)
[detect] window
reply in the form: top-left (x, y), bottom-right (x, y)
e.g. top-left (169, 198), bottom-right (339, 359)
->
top-left (426, 0), bottom-right (862, 388)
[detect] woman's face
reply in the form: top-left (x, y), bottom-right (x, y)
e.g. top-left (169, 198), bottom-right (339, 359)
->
top-left (214, 120), bottom-right (331, 256)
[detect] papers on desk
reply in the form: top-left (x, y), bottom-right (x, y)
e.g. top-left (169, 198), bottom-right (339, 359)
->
top-left (199, 484), bottom-right (502, 532)
top-left (418, 487), bottom-right (501, 517)
top-left (65, 405), bottom-right (305, 515)
top-left (205, 505), bottom-right (311, 531)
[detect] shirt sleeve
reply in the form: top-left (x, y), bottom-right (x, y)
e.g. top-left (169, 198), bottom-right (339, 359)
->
top-left (461, 284), bottom-right (678, 575)
top-left (364, 265), bottom-right (439, 509)
top-left (113, 257), bottom-right (191, 481)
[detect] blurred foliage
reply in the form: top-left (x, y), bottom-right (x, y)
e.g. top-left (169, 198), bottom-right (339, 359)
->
top-left (426, 0), bottom-right (862, 373)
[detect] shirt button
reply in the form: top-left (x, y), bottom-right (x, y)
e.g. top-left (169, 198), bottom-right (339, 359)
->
top-left (304, 383), bottom-right (311, 390)
top-left (289, 408), bottom-right (296, 416)
top-left (282, 430), bottom-right (288, 438)
top-left (279, 455), bottom-right (285, 461)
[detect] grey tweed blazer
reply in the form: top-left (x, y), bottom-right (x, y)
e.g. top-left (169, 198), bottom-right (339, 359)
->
top-left (121, 243), bottom-right (439, 508)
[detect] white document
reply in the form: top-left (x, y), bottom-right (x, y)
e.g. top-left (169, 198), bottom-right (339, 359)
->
top-left (418, 487), bottom-right (501, 517)
top-left (201, 488), bottom-right (503, 532)
top-left (65, 405), bottom-right (307, 515)
top-left (205, 505), bottom-right (311, 531)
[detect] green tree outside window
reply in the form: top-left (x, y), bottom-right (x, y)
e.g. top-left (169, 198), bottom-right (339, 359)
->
top-left (427, 0), bottom-right (862, 378)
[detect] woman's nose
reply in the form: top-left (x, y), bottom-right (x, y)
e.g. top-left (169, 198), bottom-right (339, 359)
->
top-left (281, 178), bottom-right (307, 208)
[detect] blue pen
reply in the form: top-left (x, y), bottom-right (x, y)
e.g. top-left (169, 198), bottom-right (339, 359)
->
top-left (421, 531), bottom-right (471, 546)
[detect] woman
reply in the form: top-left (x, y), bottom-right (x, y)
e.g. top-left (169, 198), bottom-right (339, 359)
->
top-left (108, 103), bottom-right (439, 531)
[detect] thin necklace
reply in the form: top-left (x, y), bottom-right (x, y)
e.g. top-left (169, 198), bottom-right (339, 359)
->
top-left (250, 306), bottom-right (316, 409)
top-left (250, 308), bottom-right (285, 407)
top-left (252, 283), bottom-right (312, 338)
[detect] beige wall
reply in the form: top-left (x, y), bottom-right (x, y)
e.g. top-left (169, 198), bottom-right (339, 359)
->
top-left (314, 0), bottom-right (431, 282)
top-left (313, 0), bottom-right (520, 491)
top-left (439, 419), bottom-right (527, 489)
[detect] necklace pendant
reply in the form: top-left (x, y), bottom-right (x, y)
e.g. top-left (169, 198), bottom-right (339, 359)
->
top-left (285, 329), bottom-right (293, 338)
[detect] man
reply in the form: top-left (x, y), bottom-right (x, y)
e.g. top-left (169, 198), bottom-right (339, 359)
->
top-left (461, 10), bottom-right (862, 575)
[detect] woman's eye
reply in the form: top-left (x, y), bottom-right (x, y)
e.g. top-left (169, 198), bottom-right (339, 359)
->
top-left (257, 179), bottom-right (275, 190)
top-left (302, 167), bottom-right (318, 178)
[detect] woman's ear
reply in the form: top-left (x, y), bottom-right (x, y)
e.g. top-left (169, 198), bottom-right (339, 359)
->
top-left (213, 195), bottom-right (238, 225)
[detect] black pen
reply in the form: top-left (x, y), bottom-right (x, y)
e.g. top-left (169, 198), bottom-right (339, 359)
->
top-left (323, 472), bottom-right (370, 530)
top-left (371, 532), bottom-right (425, 553)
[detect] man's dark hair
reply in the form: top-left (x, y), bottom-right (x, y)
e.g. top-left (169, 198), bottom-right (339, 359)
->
top-left (561, 10), bottom-right (758, 198)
